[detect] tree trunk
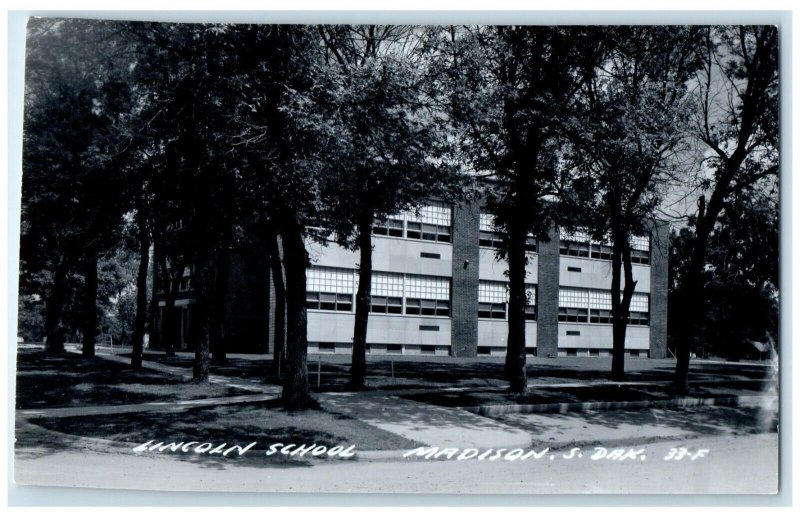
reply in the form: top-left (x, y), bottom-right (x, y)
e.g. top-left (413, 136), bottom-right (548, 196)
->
top-left (81, 250), bottom-right (98, 358)
top-left (161, 269), bottom-right (178, 356)
top-left (210, 248), bottom-right (229, 365)
top-left (504, 224), bottom-right (528, 393)
top-left (192, 261), bottom-right (211, 382)
top-left (267, 232), bottom-right (286, 378)
top-left (45, 259), bottom-right (68, 353)
top-left (674, 195), bottom-right (719, 393)
top-left (148, 235), bottom-right (161, 351)
top-left (161, 257), bottom-right (180, 357)
top-left (351, 217), bottom-right (373, 389)
top-left (611, 230), bottom-right (637, 382)
top-left (610, 229), bottom-right (625, 381)
top-left (280, 219), bottom-right (317, 410)
top-left (131, 223), bottom-right (150, 369)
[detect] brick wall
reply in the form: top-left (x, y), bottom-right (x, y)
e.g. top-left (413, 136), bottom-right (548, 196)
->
top-left (536, 228), bottom-right (560, 358)
top-left (450, 199), bottom-right (480, 357)
top-left (223, 249), bottom-right (271, 353)
top-left (648, 219), bottom-right (669, 359)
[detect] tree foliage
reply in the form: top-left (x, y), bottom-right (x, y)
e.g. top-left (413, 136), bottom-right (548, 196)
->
top-left (429, 26), bottom-right (604, 391)
top-left (22, 18), bottom-right (137, 354)
top-left (566, 26), bottom-right (704, 380)
top-left (286, 25), bottom-right (464, 388)
top-left (673, 25), bottom-right (778, 391)
top-left (669, 177), bottom-right (778, 356)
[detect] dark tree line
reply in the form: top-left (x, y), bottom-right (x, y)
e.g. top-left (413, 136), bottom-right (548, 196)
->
top-left (19, 21), bottom-right (779, 407)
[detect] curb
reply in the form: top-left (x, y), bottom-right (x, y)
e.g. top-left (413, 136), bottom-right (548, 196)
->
top-left (459, 394), bottom-right (778, 417)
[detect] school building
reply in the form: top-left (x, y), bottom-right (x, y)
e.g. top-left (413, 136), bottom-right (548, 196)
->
top-left (271, 199), bottom-right (669, 359)
top-left (156, 197), bottom-right (668, 359)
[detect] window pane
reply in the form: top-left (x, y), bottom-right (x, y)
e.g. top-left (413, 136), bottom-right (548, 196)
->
top-left (406, 222), bottom-right (421, 239)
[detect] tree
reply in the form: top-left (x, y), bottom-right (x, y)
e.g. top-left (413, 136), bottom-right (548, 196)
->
top-left (566, 26), bottom-right (703, 381)
top-left (293, 25), bottom-right (463, 388)
top-left (669, 178), bottom-right (778, 361)
top-left (430, 26), bottom-right (602, 392)
top-left (223, 24), bottom-right (323, 408)
top-left (22, 18), bottom-right (135, 356)
top-left (673, 26), bottom-right (778, 392)
top-left (96, 246), bottom-right (141, 343)
top-left (122, 22), bottom-right (251, 378)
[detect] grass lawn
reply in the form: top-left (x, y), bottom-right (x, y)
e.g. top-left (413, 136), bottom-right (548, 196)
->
top-left (137, 350), bottom-right (772, 392)
top-left (15, 349), bottom-right (254, 409)
top-left (400, 379), bottom-right (771, 409)
top-left (30, 399), bottom-right (419, 450)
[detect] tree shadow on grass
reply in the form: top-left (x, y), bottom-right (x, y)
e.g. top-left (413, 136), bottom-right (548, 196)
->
top-left (129, 350), bottom-right (772, 394)
top-left (208, 355), bottom-right (771, 392)
top-left (16, 398), bottom-right (413, 470)
top-left (15, 350), bottom-right (250, 409)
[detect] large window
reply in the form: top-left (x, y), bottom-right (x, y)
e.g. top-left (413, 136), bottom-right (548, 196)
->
top-left (590, 243), bottom-right (613, 261)
top-left (306, 267), bottom-right (354, 312)
top-left (560, 287), bottom-right (650, 325)
top-left (589, 290), bottom-right (612, 324)
top-left (405, 202), bottom-right (452, 242)
top-left (560, 229), bottom-right (591, 258)
top-left (479, 213), bottom-right (537, 251)
top-left (373, 202), bottom-right (452, 243)
top-left (630, 235), bottom-right (651, 265)
top-left (559, 287), bottom-right (589, 322)
top-left (560, 228), bottom-right (650, 265)
top-left (370, 272), bottom-right (404, 314)
top-left (478, 281), bottom-right (537, 321)
top-left (479, 281), bottom-right (508, 319)
top-left (307, 267), bottom-right (452, 318)
top-left (479, 214), bottom-right (504, 248)
top-left (524, 284), bottom-right (537, 321)
top-left (372, 217), bottom-right (404, 237)
top-left (405, 275), bottom-right (450, 316)
top-left (628, 293), bottom-right (650, 325)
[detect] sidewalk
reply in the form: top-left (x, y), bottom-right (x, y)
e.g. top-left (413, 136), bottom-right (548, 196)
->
top-left (317, 391), bottom-right (534, 449)
top-left (91, 349), bottom-right (536, 450)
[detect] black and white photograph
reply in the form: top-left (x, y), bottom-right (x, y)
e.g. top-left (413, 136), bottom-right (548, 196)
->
top-left (10, 14), bottom-right (782, 496)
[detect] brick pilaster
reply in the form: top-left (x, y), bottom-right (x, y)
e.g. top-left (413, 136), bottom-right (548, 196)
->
top-left (536, 228), bottom-right (560, 358)
top-left (450, 199), bottom-right (480, 357)
top-left (648, 219), bottom-right (669, 359)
